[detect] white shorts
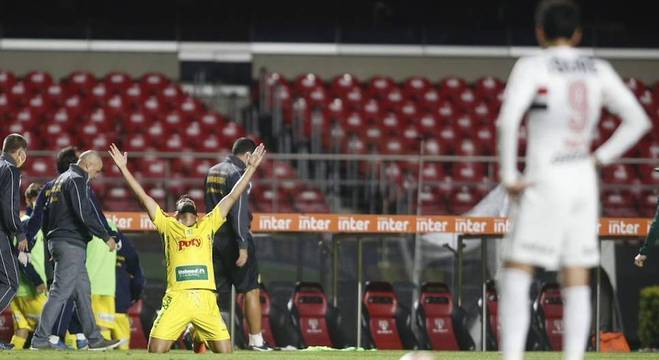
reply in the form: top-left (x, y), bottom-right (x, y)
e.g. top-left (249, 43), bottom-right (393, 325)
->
top-left (502, 162), bottom-right (600, 270)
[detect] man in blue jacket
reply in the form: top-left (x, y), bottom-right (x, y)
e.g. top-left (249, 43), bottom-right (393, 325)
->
top-left (30, 151), bottom-right (121, 351)
top-left (0, 133), bottom-right (28, 350)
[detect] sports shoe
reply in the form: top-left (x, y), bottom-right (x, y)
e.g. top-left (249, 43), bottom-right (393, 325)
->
top-left (76, 338), bottom-right (89, 350)
top-left (248, 343), bottom-right (275, 351)
top-left (88, 339), bottom-right (123, 351)
top-left (0, 342), bottom-right (14, 350)
top-left (29, 341), bottom-right (67, 351)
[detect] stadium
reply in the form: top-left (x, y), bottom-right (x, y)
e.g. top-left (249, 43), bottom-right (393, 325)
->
top-left (1, 0), bottom-right (659, 359)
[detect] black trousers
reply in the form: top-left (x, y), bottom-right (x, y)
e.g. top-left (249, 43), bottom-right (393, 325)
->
top-left (0, 231), bottom-right (19, 313)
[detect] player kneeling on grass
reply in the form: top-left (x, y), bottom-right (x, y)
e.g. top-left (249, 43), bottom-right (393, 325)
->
top-left (10, 183), bottom-right (48, 349)
top-left (108, 143), bottom-right (266, 353)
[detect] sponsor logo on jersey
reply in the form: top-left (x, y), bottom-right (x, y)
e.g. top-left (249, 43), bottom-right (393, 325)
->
top-left (175, 265), bottom-right (208, 281)
top-left (178, 238), bottom-right (201, 251)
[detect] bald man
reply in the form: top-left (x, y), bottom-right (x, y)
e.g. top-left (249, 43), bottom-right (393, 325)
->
top-left (31, 151), bottom-right (121, 350)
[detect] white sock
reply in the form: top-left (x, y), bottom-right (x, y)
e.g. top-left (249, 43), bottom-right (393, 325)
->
top-left (249, 332), bottom-right (264, 347)
top-left (500, 268), bottom-right (532, 360)
top-left (76, 333), bottom-right (86, 341)
top-left (48, 335), bottom-right (60, 345)
top-left (563, 286), bottom-right (591, 360)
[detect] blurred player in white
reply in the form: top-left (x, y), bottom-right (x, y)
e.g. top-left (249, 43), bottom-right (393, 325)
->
top-left (497, 1), bottom-right (651, 360)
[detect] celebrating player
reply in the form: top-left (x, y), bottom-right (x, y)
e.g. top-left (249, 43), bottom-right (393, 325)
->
top-left (107, 142), bottom-right (266, 353)
top-left (496, 1), bottom-right (650, 360)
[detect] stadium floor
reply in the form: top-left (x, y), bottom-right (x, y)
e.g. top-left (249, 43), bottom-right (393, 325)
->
top-left (1, 351), bottom-right (659, 359)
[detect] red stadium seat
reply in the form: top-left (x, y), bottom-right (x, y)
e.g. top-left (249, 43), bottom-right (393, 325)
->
top-left (454, 88), bottom-right (479, 113)
top-left (416, 282), bottom-right (474, 350)
top-left (340, 110), bottom-right (366, 133)
top-left (474, 76), bottom-right (505, 101)
top-left (437, 124), bottom-right (458, 154)
top-left (236, 285), bottom-right (278, 348)
top-left (326, 98), bottom-right (346, 122)
top-left (361, 125), bottom-right (385, 147)
top-left (451, 162), bottom-right (485, 183)
top-left (639, 164), bottom-right (659, 185)
top-left (25, 157), bottom-right (56, 178)
top-left (162, 110), bottom-right (184, 131)
top-left (454, 113), bottom-right (477, 137)
top-left (342, 136), bottom-right (368, 154)
top-left (179, 97), bottom-right (205, 122)
top-left (199, 112), bottom-right (226, 134)
top-left (124, 133), bottom-right (150, 153)
top-left (434, 99), bottom-right (458, 122)
top-left (639, 191), bottom-right (658, 218)
top-left (123, 83), bottom-right (148, 109)
top-left (105, 185), bottom-right (140, 211)
top-left (65, 71), bottom-right (96, 95)
top-left (419, 88), bottom-right (442, 111)
top-left (161, 133), bottom-right (186, 152)
top-left (421, 138), bottom-right (449, 156)
top-left (417, 186), bottom-right (448, 215)
top-left (624, 77), bottom-right (646, 96)
top-left (140, 72), bottom-right (170, 95)
top-left (86, 132), bottom-right (113, 151)
top-left (472, 101), bottom-right (496, 123)
top-left (305, 85), bottom-right (330, 109)
top-left (24, 71), bottom-right (54, 94)
top-left (331, 73), bottom-right (359, 97)
top-left (398, 100), bottom-right (419, 123)
top-left (379, 112), bottom-right (407, 135)
top-left (219, 122), bottom-right (246, 146)
top-left (381, 87), bottom-right (404, 112)
top-left (63, 94), bottom-right (89, 120)
top-left (474, 124), bottom-right (496, 155)
top-left (455, 138), bottom-right (482, 157)
top-left (44, 84), bottom-right (66, 107)
top-left (142, 96), bottom-right (164, 118)
top-left (601, 164), bottom-right (637, 185)
top-left (601, 190), bottom-right (638, 217)
top-left (48, 132), bottom-right (75, 150)
top-left (533, 283), bottom-right (563, 351)
top-left (288, 282), bottom-right (341, 348)
top-left (367, 76), bottom-right (397, 100)
top-left (127, 300), bottom-right (148, 349)
top-left (8, 81), bottom-right (28, 107)
top-left (294, 73), bottom-right (323, 95)
top-left (361, 281), bottom-right (416, 350)
top-left (122, 111), bottom-right (152, 134)
top-left (159, 83), bottom-right (185, 110)
top-left (27, 94), bottom-right (49, 118)
top-left (342, 86), bottom-right (365, 110)
top-left (438, 76), bottom-right (468, 100)
top-left (417, 112), bottom-right (441, 137)
top-left (295, 189), bottom-right (329, 213)
top-left (402, 76), bottom-right (432, 100)
top-left (0, 70), bottom-right (17, 93)
top-left (0, 93), bottom-right (14, 120)
top-left (104, 72), bottom-right (132, 94)
top-left (89, 107), bottom-right (115, 132)
top-left (450, 186), bottom-right (478, 214)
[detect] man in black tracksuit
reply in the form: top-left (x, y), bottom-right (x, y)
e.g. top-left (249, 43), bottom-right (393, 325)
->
top-left (205, 137), bottom-right (270, 351)
top-left (31, 150), bottom-right (121, 351)
top-left (0, 134), bottom-right (28, 350)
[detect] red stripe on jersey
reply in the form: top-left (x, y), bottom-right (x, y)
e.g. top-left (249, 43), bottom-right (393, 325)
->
top-left (537, 87), bottom-right (548, 95)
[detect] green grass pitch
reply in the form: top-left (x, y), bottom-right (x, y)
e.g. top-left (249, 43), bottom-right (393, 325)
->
top-left (1, 351), bottom-right (658, 359)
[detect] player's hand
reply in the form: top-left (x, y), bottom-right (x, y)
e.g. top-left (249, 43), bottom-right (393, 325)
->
top-left (108, 143), bottom-right (128, 170)
top-left (36, 283), bottom-right (47, 294)
top-left (106, 237), bottom-right (118, 252)
top-left (245, 143), bottom-right (266, 169)
top-left (236, 248), bottom-right (248, 267)
top-left (17, 239), bottom-right (28, 252)
top-left (634, 254), bottom-right (647, 268)
top-left (504, 180), bottom-right (534, 198)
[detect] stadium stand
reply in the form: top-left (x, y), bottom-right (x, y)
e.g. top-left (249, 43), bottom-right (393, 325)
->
top-left (260, 71), bottom-right (659, 216)
top-left (0, 69), bottom-right (330, 213)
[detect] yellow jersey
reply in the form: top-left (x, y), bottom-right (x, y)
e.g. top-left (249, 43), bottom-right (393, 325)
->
top-left (152, 205), bottom-right (226, 291)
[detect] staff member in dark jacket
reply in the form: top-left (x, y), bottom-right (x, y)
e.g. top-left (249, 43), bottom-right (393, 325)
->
top-left (25, 146), bottom-right (118, 349)
top-left (0, 133), bottom-right (28, 350)
top-left (205, 137), bottom-right (270, 351)
top-left (114, 231), bottom-right (144, 350)
top-left (31, 150), bottom-right (121, 351)
top-left (635, 167), bottom-right (659, 268)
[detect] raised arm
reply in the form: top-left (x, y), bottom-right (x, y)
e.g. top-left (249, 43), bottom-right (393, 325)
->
top-left (215, 143), bottom-right (266, 218)
top-left (108, 144), bottom-right (159, 221)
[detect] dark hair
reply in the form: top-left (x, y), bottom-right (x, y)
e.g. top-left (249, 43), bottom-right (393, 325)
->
top-left (176, 194), bottom-right (194, 204)
top-left (25, 182), bottom-right (43, 201)
top-left (232, 137), bottom-right (257, 156)
top-left (2, 133), bottom-right (28, 153)
top-left (535, 0), bottom-right (580, 40)
top-left (56, 146), bottom-right (79, 174)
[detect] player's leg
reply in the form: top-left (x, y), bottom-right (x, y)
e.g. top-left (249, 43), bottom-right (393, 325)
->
top-left (148, 337), bottom-right (175, 353)
top-left (499, 261), bottom-right (534, 360)
top-left (560, 176), bottom-right (598, 360)
top-left (499, 184), bottom-right (562, 360)
top-left (236, 240), bottom-right (269, 349)
top-left (148, 291), bottom-right (189, 353)
top-left (192, 290), bottom-right (232, 353)
top-left (113, 312), bottom-right (131, 350)
top-left (10, 298), bottom-right (30, 349)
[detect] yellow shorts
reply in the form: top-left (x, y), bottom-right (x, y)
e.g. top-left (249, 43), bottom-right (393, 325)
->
top-left (113, 313), bottom-right (131, 350)
top-left (91, 295), bottom-right (116, 330)
top-left (150, 289), bottom-right (229, 342)
top-left (10, 294), bottom-right (47, 332)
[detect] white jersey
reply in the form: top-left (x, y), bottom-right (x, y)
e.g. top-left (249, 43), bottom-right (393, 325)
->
top-left (497, 46), bottom-right (650, 186)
